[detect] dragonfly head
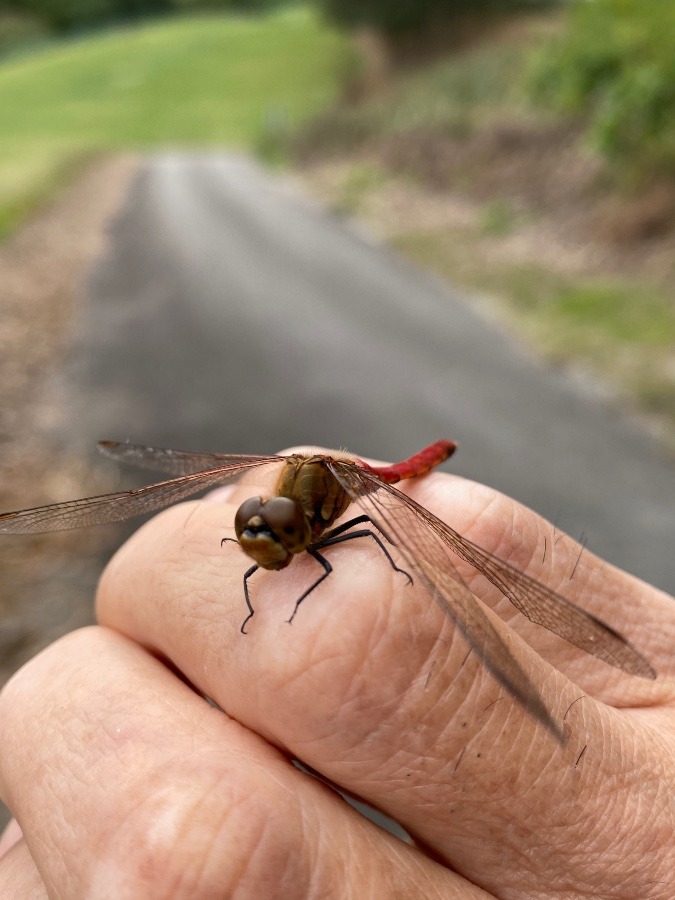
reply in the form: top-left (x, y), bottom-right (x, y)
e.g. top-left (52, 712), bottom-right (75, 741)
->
top-left (234, 496), bottom-right (312, 570)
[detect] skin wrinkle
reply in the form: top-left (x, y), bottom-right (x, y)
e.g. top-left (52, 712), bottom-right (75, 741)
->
top-left (621, 756), bottom-right (674, 879)
top-left (252, 766), bottom-right (360, 896)
top-left (310, 807), bottom-right (349, 899)
top-left (438, 696), bottom-right (648, 884)
top-left (255, 643), bottom-right (362, 755)
top-left (54, 640), bottom-right (272, 892)
top-left (0, 840), bottom-right (47, 898)
top-left (189, 784), bottom-right (266, 896)
top-left (568, 747), bottom-right (658, 893)
top-left (414, 476), bottom-right (633, 638)
top-left (323, 587), bottom-right (412, 738)
top-left (229, 792), bottom-right (316, 899)
top-left (191, 781), bottom-right (281, 896)
top-left (147, 788), bottom-right (222, 896)
top-left (346, 821), bottom-right (389, 897)
top-left (319, 624), bottom-right (463, 795)
top-left (1, 672), bottom-right (93, 876)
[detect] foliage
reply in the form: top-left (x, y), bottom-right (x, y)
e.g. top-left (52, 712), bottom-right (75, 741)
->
top-left (319, 0), bottom-right (557, 37)
top-left (528, 0), bottom-right (675, 177)
top-left (293, 37), bottom-right (525, 160)
top-left (4, 0), bottom-right (289, 31)
top-left (16, 0), bottom-right (143, 31)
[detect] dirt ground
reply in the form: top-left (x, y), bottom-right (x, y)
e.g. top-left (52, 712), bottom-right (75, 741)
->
top-left (0, 155), bottom-right (139, 685)
top-left (295, 122), bottom-right (675, 284)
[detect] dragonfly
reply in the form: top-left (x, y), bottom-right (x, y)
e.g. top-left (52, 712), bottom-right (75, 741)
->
top-left (0, 439), bottom-right (656, 742)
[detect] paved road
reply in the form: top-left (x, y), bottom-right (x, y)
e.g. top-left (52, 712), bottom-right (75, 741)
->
top-left (63, 153), bottom-right (674, 594)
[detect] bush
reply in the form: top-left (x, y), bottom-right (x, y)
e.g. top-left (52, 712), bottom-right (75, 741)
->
top-left (5, 0), bottom-right (288, 31)
top-left (321, 0), bottom-right (557, 37)
top-left (528, 0), bottom-right (675, 178)
top-left (7, 0), bottom-right (171, 30)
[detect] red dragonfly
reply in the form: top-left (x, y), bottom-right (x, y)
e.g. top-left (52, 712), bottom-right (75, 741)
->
top-left (0, 439), bottom-right (656, 742)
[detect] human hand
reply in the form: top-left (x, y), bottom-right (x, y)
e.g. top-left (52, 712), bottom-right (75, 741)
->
top-left (1, 455), bottom-right (674, 898)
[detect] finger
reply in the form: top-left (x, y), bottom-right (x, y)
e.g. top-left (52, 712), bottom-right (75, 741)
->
top-left (96, 480), bottom-right (675, 896)
top-left (0, 839), bottom-right (47, 899)
top-left (0, 627), bottom-right (481, 899)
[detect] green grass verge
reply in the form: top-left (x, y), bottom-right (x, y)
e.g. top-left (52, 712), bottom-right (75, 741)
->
top-left (0, 6), bottom-right (350, 235)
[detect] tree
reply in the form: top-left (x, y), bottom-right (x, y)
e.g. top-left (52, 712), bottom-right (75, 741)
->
top-left (320, 0), bottom-right (557, 37)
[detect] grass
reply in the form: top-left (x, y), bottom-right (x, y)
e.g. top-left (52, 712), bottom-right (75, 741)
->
top-left (0, 6), bottom-right (350, 237)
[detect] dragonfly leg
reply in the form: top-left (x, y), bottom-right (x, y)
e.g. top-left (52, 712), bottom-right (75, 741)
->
top-left (317, 519), bottom-right (413, 586)
top-left (222, 536), bottom-right (258, 633)
top-left (240, 564), bottom-right (259, 634)
top-left (239, 517), bottom-right (412, 631)
top-left (287, 549), bottom-right (332, 625)
top-left (320, 514), bottom-right (397, 547)
top-left (288, 521), bottom-right (414, 624)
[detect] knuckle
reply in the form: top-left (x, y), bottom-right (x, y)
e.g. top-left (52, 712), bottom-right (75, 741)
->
top-left (101, 764), bottom-right (309, 899)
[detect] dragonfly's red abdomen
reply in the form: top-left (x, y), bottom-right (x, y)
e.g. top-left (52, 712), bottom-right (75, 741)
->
top-left (361, 439), bottom-right (457, 484)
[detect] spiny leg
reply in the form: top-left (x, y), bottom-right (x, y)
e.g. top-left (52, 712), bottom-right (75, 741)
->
top-left (287, 548), bottom-right (332, 625)
top-left (222, 537), bottom-right (258, 633)
top-left (318, 517), bottom-right (413, 586)
top-left (240, 563), bottom-right (259, 634)
top-left (287, 521), bottom-right (413, 625)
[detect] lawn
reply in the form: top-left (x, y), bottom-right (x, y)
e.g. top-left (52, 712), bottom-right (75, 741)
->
top-left (0, 6), bottom-right (350, 236)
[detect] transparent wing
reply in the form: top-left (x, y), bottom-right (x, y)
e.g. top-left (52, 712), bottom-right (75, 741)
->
top-left (329, 460), bottom-right (655, 739)
top-left (0, 456), bottom-right (279, 534)
top-left (98, 440), bottom-right (280, 476)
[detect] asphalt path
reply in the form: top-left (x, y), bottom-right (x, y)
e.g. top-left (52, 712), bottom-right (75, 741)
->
top-left (63, 153), bottom-right (674, 594)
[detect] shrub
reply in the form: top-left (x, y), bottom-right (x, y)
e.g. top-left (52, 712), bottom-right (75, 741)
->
top-left (528, 0), bottom-right (675, 178)
top-left (321, 0), bottom-right (557, 37)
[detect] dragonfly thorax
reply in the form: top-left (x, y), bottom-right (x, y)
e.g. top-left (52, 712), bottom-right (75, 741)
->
top-left (276, 455), bottom-right (352, 536)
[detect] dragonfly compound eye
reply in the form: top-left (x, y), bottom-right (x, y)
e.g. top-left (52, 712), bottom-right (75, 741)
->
top-left (234, 496), bottom-right (312, 570)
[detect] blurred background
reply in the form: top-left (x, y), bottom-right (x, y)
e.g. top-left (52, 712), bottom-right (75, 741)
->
top-left (0, 0), bottom-right (673, 801)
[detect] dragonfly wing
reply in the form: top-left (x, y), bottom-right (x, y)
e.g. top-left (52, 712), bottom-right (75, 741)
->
top-left (331, 461), bottom-right (655, 679)
top-left (329, 460), bottom-right (565, 741)
top-left (446, 531), bottom-right (656, 680)
top-left (0, 459), bottom-right (275, 534)
top-left (98, 441), bottom-right (280, 476)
